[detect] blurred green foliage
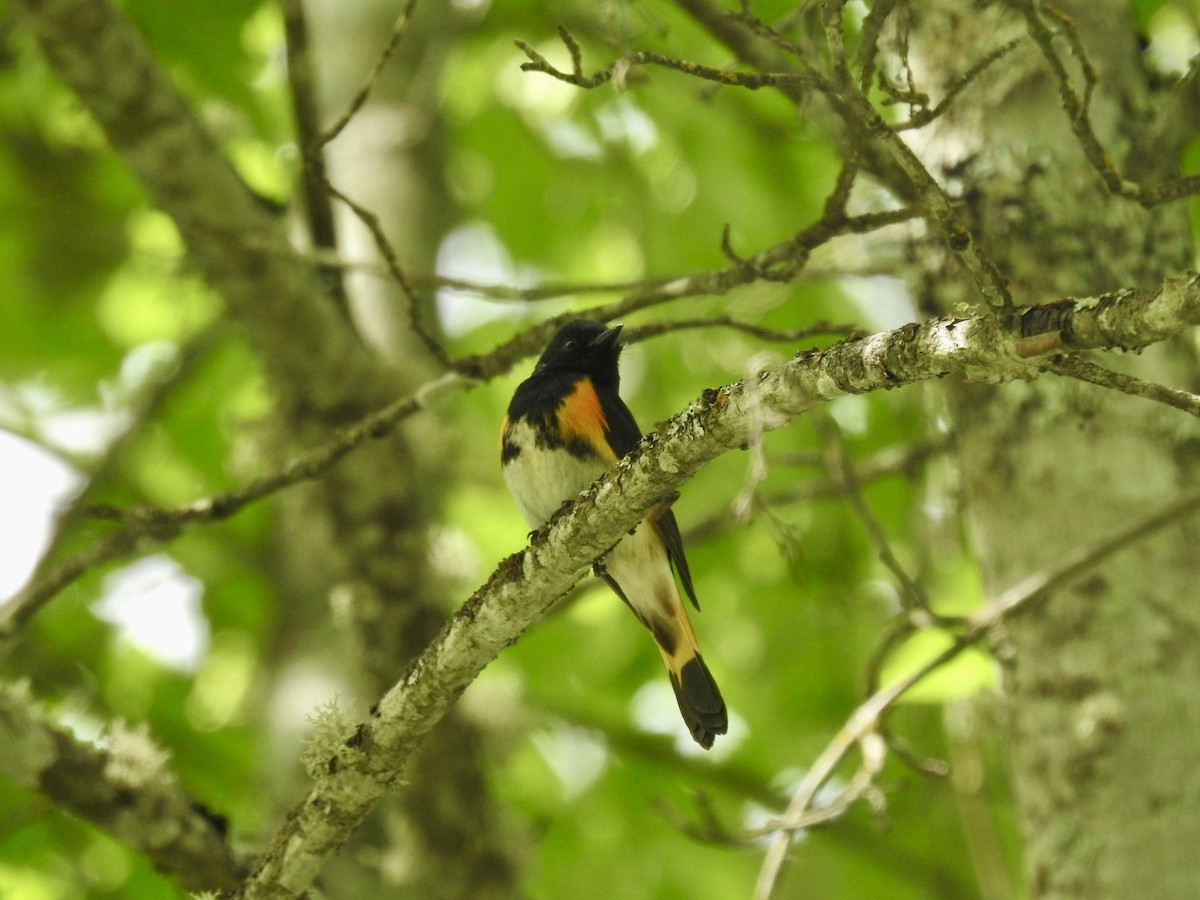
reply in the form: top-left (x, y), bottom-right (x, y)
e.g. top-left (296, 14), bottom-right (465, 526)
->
top-left (7, 0), bottom-right (1195, 897)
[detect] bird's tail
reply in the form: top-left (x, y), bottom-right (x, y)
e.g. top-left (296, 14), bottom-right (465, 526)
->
top-left (599, 542), bottom-right (728, 749)
top-left (651, 611), bottom-right (727, 750)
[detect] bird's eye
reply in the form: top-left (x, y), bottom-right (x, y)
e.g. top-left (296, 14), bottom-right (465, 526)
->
top-left (563, 339), bottom-right (578, 351)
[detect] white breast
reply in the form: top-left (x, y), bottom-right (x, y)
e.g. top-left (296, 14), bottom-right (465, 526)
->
top-left (502, 419), bottom-right (607, 528)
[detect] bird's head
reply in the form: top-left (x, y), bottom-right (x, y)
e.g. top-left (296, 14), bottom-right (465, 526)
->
top-left (534, 320), bottom-right (623, 387)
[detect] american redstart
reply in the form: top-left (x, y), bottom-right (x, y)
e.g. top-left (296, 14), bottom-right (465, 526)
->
top-left (501, 320), bottom-right (727, 749)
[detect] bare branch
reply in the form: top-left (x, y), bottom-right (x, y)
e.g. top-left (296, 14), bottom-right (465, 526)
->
top-left (314, 0), bottom-right (420, 149)
top-left (0, 372), bottom-right (473, 641)
top-left (724, 0), bottom-right (1011, 306)
top-left (753, 734), bottom-right (888, 900)
top-left (411, 271), bottom-right (683, 301)
top-left (211, 194), bottom-right (910, 306)
top-left (1045, 355), bottom-right (1200, 420)
top-left (622, 317), bottom-right (865, 344)
top-left (819, 11), bottom-right (1013, 307)
top-left (240, 247), bottom-right (692, 300)
top-left (321, 178), bottom-right (453, 369)
top-left (857, 0), bottom-right (900, 93)
top-left (813, 410), bottom-right (928, 610)
top-left (862, 612), bottom-right (955, 777)
top-left (896, 37), bottom-right (1023, 131)
top-left (728, 2), bottom-right (819, 66)
top-left (514, 28), bottom-right (825, 92)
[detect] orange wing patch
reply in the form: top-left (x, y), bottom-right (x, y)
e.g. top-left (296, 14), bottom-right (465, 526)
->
top-left (556, 377), bottom-right (617, 463)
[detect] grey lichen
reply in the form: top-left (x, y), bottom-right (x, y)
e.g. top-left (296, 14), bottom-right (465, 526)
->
top-left (0, 681), bottom-right (57, 789)
top-left (301, 697), bottom-right (367, 779)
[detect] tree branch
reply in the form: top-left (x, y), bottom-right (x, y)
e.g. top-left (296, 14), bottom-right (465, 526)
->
top-left (11, 0), bottom-right (388, 415)
top-left (9, 272), bottom-right (1200, 642)
top-left (0, 371), bottom-right (473, 641)
top-left (1014, 0), bottom-right (1200, 208)
top-left (515, 27), bottom-right (824, 91)
top-left (235, 274), bottom-right (1200, 897)
top-left (1045, 355), bottom-right (1200, 419)
top-left (280, 0), bottom-right (349, 317)
top-left (312, 0), bottom-right (420, 149)
top-left (0, 683), bottom-right (239, 892)
top-left (754, 482), bottom-right (1200, 898)
top-left (516, 21), bottom-right (1013, 309)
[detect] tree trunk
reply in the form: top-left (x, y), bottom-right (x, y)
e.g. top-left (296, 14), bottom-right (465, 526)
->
top-left (907, 3), bottom-right (1200, 896)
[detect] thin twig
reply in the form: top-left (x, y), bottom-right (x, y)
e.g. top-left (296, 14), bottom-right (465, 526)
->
top-left (816, 5), bottom-right (1013, 307)
top-left (754, 732), bottom-right (889, 900)
top-left (277, 251), bottom-right (690, 300)
top-left (1045, 355), bottom-right (1200, 419)
top-left (622, 317), bottom-right (865, 345)
top-left (1016, 0), bottom-right (1200, 208)
top-left (729, 1), bottom-right (812, 63)
top-left (857, 0), bottom-right (899, 94)
top-left (423, 272), bottom-right (681, 301)
top-left (0, 372), bottom-right (473, 640)
top-left (515, 29), bottom-right (825, 92)
top-left (825, 153), bottom-right (861, 220)
top-left (897, 38), bottom-right (1023, 131)
top-left (320, 178), bottom-right (454, 369)
top-left (863, 624), bottom-right (955, 780)
top-left (753, 735), bottom-right (890, 845)
top-left (251, 239), bottom-right (906, 304)
top-left (315, 0), bottom-right (419, 148)
top-left (813, 410), bottom-right (929, 611)
top-left (1015, 0), bottom-right (1136, 196)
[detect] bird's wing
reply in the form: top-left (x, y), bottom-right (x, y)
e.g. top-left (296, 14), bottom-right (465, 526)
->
top-left (597, 388), bottom-right (700, 611)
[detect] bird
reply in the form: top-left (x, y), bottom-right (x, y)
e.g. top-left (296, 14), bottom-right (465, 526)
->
top-left (500, 319), bottom-right (728, 749)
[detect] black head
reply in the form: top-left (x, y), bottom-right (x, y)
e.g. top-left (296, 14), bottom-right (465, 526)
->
top-left (534, 320), bottom-right (623, 388)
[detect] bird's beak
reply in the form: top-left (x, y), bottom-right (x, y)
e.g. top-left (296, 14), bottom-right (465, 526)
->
top-left (592, 324), bottom-right (623, 349)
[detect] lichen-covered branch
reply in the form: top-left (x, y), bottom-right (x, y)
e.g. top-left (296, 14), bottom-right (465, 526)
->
top-left (9, 273), bottom-right (1199, 647)
top-left (236, 275), bottom-right (1200, 897)
top-left (0, 683), bottom-right (239, 892)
